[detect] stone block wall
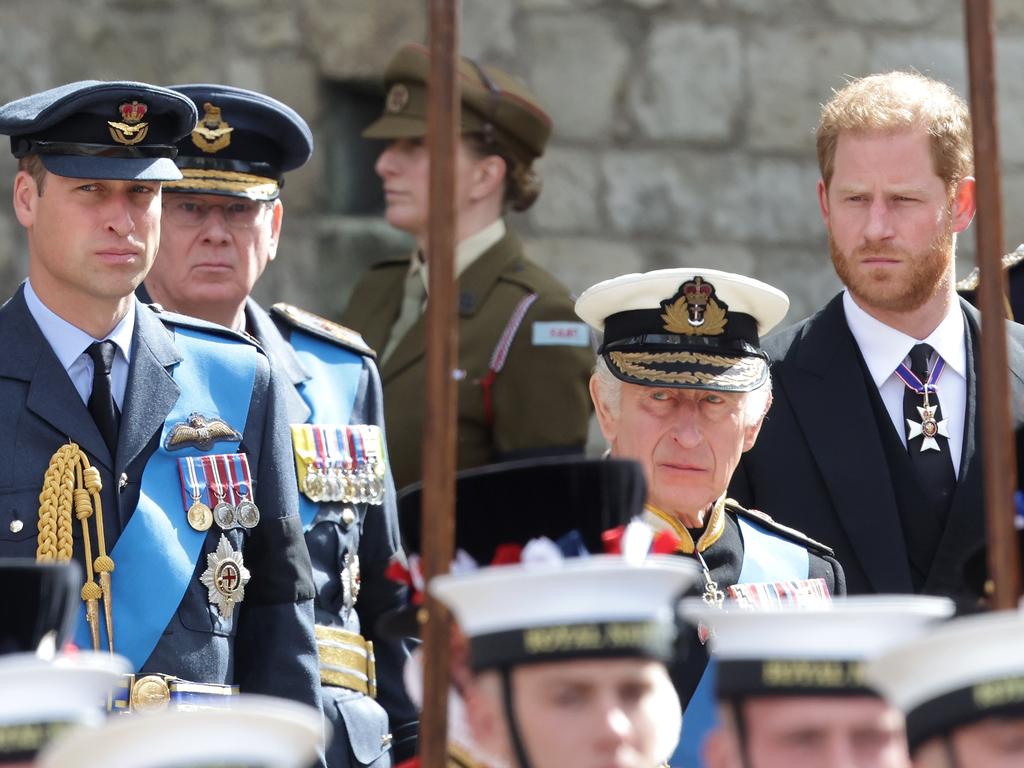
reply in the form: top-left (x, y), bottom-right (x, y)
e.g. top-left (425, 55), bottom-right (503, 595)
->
top-left (3, 0), bottom-right (1024, 327)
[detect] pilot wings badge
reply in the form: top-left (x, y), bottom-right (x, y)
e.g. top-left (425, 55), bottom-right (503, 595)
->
top-left (164, 412), bottom-right (242, 451)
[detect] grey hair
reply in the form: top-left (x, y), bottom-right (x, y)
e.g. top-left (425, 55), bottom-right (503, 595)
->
top-left (591, 356), bottom-right (772, 427)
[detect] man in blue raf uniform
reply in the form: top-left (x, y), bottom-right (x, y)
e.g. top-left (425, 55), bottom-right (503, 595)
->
top-left (0, 82), bottom-right (321, 715)
top-left (141, 85), bottom-right (416, 768)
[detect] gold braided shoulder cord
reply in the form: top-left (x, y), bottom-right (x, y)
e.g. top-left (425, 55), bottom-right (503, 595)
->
top-left (36, 443), bottom-right (115, 653)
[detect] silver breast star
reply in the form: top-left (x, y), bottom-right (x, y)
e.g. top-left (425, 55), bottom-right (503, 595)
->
top-left (906, 404), bottom-right (950, 452)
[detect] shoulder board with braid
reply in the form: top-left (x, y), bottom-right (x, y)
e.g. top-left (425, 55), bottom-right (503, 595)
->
top-left (726, 499), bottom-right (836, 558)
top-left (271, 302), bottom-right (376, 358)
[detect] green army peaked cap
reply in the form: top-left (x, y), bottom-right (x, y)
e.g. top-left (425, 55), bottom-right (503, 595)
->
top-left (363, 43), bottom-right (552, 163)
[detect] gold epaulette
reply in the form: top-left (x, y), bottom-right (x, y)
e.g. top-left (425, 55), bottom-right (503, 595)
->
top-left (955, 248), bottom-right (1024, 291)
top-left (271, 302), bottom-right (376, 358)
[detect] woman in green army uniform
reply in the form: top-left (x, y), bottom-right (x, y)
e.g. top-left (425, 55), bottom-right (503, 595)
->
top-left (340, 43), bottom-right (594, 490)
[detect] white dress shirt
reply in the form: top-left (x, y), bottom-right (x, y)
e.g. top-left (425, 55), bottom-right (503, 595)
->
top-left (24, 279), bottom-right (134, 409)
top-left (842, 290), bottom-right (967, 477)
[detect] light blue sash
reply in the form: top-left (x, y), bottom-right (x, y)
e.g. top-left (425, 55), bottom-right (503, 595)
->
top-left (674, 516), bottom-right (810, 767)
top-left (74, 327), bottom-right (257, 670)
top-left (289, 329), bottom-right (363, 528)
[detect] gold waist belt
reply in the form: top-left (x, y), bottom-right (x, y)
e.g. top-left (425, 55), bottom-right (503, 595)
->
top-left (315, 624), bottom-right (377, 698)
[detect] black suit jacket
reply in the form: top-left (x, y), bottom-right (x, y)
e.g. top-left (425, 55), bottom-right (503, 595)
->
top-left (730, 293), bottom-right (1024, 599)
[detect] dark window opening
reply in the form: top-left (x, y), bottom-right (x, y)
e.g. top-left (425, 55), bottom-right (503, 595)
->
top-left (323, 79), bottom-right (389, 216)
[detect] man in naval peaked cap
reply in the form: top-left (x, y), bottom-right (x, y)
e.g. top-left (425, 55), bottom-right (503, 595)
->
top-left (576, 267), bottom-right (847, 764)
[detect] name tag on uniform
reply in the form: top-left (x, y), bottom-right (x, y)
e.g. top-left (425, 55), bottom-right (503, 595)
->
top-left (531, 321), bottom-right (590, 347)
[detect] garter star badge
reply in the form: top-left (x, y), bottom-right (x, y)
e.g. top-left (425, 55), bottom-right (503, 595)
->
top-left (200, 535), bottom-right (251, 619)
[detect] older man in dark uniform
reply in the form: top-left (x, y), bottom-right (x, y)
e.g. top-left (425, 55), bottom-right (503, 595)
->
top-left (575, 267), bottom-right (846, 766)
top-left (0, 81), bottom-right (320, 713)
top-left (141, 85), bottom-right (416, 768)
top-left (341, 44), bottom-right (594, 490)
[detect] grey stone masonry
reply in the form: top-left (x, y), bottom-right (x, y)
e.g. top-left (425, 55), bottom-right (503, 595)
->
top-left (1, 1), bottom-right (1023, 329)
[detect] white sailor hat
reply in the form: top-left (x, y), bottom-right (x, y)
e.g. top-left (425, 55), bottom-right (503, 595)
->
top-left (0, 651), bottom-right (129, 764)
top-left (864, 609), bottom-right (1024, 753)
top-left (575, 268), bottom-right (789, 392)
top-left (38, 695), bottom-right (324, 768)
top-left (680, 596), bottom-right (954, 699)
top-left (429, 554), bottom-right (700, 671)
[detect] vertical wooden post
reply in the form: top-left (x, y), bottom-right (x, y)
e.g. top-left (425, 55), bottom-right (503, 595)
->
top-left (964, 0), bottom-right (1022, 609)
top-left (419, 2), bottom-right (460, 768)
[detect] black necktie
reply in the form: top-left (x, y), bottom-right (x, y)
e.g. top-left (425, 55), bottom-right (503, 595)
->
top-left (902, 343), bottom-right (956, 507)
top-left (86, 341), bottom-right (120, 455)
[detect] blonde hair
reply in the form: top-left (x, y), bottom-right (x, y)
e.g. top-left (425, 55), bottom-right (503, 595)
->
top-left (817, 71), bottom-right (972, 191)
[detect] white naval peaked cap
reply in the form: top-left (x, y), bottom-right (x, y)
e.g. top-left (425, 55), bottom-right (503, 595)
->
top-left (38, 695), bottom-right (324, 768)
top-left (575, 268), bottom-right (789, 392)
top-left (680, 595), bottom-right (954, 698)
top-left (575, 268), bottom-right (789, 336)
top-left (863, 609), bottom-right (1024, 752)
top-left (429, 555), bottom-right (701, 671)
top-left (0, 652), bottom-right (130, 762)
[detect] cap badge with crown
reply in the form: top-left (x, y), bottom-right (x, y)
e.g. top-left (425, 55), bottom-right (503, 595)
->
top-left (191, 102), bottom-right (233, 154)
top-left (107, 100), bottom-right (149, 145)
top-left (660, 277), bottom-right (729, 336)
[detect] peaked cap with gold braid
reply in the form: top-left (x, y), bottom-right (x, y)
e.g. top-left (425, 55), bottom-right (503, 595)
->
top-left (164, 84), bottom-right (313, 201)
top-left (575, 268), bottom-right (790, 392)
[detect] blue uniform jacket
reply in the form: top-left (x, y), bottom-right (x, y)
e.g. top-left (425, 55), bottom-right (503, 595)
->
top-left (0, 286), bottom-right (321, 711)
top-left (246, 299), bottom-right (418, 768)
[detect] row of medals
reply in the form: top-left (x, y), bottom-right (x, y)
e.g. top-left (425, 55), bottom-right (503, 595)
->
top-left (304, 463), bottom-right (385, 505)
top-left (187, 492), bottom-right (260, 532)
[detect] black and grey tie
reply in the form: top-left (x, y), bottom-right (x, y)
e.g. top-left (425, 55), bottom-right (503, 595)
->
top-left (86, 340), bottom-right (120, 455)
top-left (902, 343), bottom-right (956, 507)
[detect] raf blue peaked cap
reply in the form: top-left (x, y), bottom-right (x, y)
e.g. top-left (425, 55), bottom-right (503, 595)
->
top-left (0, 80), bottom-right (198, 181)
top-left (163, 84), bottom-right (313, 201)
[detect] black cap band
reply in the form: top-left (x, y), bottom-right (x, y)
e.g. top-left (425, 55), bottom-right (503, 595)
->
top-left (905, 675), bottom-right (1024, 753)
top-left (0, 720), bottom-right (74, 762)
top-left (13, 138), bottom-right (178, 159)
top-left (601, 308), bottom-right (761, 351)
top-left (469, 620), bottom-right (675, 671)
top-left (717, 659), bottom-right (875, 699)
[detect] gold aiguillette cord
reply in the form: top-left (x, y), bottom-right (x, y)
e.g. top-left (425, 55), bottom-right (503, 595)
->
top-left (36, 443), bottom-right (116, 652)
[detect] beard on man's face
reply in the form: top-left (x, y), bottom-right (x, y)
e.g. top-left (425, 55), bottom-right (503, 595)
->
top-left (829, 225), bottom-right (955, 314)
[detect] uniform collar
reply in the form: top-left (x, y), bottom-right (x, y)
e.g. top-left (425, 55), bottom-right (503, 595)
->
top-left (412, 218), bottom-right (507, 289)
top-left (643, 495), bottom-right (727, 554)
top-left (842, 289), bottom-right (967, 386)
top-left (23, 278), bottom-right (134, 372)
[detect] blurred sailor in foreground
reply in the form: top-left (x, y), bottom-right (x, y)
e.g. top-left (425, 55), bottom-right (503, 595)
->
top-left (430, 542), bottom-right (699, 768)
top-left (866, 609), bottom-right (1024, 768)
top-left (682, 596), bottom-right (954, 768)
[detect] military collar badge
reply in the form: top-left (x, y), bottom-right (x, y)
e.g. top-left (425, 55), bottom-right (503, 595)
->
top-left (108, 100), bottom-right (150, 146)
top-left (660, 276), bottom-right (729, 336)
top-left (386, 84), bottom-right (410, 114)
top-left (191, 101), bottom-right (233, 154)
top-left (200, 534), bottom-right (251, 619)
top-left (165, 412), bottom-right (242, 452)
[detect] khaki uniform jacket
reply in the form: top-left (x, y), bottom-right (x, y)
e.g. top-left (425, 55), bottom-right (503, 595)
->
top-left (340, 230), bottom-right (594, 490)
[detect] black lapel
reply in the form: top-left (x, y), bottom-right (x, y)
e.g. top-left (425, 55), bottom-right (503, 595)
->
top-left (781, 294), bottom-right (914, 592)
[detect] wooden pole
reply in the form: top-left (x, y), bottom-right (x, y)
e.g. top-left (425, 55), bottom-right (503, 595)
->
top-left (964, 0), bottom-right (1022, 609)
top-left (419, 3), bottom-right (460, 768)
